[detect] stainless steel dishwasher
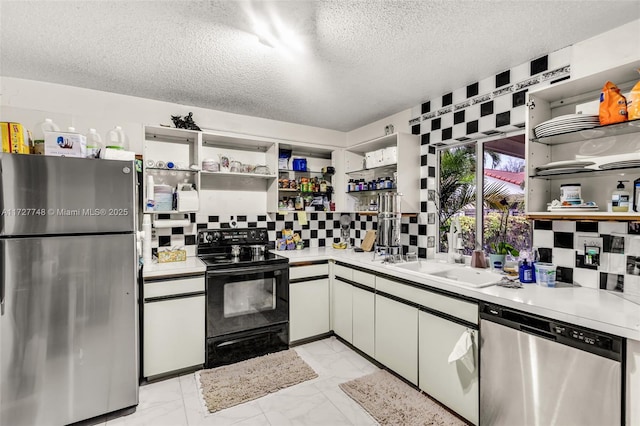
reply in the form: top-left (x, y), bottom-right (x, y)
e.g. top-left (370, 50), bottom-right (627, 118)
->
top-left (479, 302), bottom-right (624, 426)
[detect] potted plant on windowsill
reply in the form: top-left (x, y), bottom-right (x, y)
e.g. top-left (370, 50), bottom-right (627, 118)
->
top-left (488, 198), bottom-right (520, 269)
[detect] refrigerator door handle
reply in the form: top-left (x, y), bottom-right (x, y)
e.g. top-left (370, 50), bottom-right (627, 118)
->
top-left (0, 240), bottom-right (4, 316)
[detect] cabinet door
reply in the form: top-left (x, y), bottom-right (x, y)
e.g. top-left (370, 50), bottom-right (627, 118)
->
top-left (332, 279), bottom-right (353, 343)
top-left (375, 295), bottom-right (418, 384)
top-left (352, 286), bottom-right (375, 357)
top-left (143, 295), bottom-right (205, 378)
top-left (419, 311), bottom-right (478, 425)
top-left (290, 278), bottom-right (330, 342)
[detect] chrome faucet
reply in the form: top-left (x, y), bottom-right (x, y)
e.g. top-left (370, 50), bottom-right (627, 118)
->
top-left (448, 215), bottom-right (465, 264)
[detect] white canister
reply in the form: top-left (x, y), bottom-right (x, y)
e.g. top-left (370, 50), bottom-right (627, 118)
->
top-left (560, 183), bottom-right (582, 205)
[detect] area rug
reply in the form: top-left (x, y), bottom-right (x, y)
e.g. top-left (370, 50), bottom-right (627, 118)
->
top-left (339, 370), bottom-right (467, 426)
top-left (197, 349), bottom-right (318, 413)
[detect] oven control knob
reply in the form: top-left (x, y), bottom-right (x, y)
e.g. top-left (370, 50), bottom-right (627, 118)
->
top-left (211, 231), bottom-right (221, 242)
top-left (205, 233), bottom-right (213, 242)
top-left (258, 230), bottom-right (267, 241)
top-left (249, 230), bottom-right (257, 240)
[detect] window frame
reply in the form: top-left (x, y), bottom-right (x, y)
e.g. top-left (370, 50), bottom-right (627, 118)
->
top-left (435, 130), bottom-right (526, 255)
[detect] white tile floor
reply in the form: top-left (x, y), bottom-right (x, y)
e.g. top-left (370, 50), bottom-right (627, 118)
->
top-left (106, 337), bottom-right (381, 426)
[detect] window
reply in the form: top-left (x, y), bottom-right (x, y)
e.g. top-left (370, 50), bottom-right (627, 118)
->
top-left (437, 143), bottom-right (476, 254)
top-left (437, 134), bottom-right (532, 257)
top-left (483, 135), bottom-right (531, 258)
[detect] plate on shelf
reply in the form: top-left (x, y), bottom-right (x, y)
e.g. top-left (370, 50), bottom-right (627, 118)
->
top-left (598, 160), bottom-right (640, 170)
top-left (535, 124), bottom-right (600, 138)
top-left (535, 160), bottom-right (595, 171)
top-left (535, 168), bottom-right (594, 176)
top-left (547, 204), bottom-right (599, 211)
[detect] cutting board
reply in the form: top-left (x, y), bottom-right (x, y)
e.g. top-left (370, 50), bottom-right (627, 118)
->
top-left (360, 230), bottom-right (376, 252)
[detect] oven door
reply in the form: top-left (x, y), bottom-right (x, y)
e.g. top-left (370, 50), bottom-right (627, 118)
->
top-left (206, 263), bottom-right (289, 337)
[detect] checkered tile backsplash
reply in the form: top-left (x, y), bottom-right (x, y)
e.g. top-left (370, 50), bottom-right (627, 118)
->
top-left (151, 212), bottom-right (425, 259)
top-left (532, 220), bottom-right (640, 296)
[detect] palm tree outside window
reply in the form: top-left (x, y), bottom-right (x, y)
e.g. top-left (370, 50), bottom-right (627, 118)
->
top-left (437, 135), bottom-right (531, 258)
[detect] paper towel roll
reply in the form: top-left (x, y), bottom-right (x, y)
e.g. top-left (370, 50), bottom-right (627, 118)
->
top-left (153, 219), bottom-right (190, 228)
top-left (448, 329), bottom-right (475, 373)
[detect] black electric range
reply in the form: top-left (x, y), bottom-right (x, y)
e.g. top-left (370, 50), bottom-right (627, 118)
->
top-left (197, 228), bottom-right (290, 368)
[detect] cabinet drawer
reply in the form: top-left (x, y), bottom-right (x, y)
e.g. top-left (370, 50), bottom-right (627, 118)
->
top-left (334, 263), bottom-right (353, 281)
top-left (143, 294), bottom-right (205, 377)
top-left (290, 263), bottom-right (329, 280)
top-left (353, 269), bottom-right (375, 289)
top-left (376, 277), bottom-right (478, 325)
top-left (144, 276), bottom-right (205, 299)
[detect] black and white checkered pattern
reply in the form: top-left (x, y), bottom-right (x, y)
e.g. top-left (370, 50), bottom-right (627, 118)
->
top-left (150, 212), bottom-right (425, 257)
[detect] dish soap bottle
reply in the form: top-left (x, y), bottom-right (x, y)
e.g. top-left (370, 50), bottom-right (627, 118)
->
top-left (612, 180), bottom-right (630, 212)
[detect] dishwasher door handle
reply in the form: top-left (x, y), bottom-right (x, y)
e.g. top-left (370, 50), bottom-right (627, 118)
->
top-left (520, 324), bottom-right (557, 341)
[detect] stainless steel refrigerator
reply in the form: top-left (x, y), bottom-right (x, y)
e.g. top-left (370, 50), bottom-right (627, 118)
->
top-left (0, 154), bottom-right (139, 425)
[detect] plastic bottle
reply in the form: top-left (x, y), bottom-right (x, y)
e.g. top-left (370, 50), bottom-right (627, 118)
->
top-left (146, 175), bottom-right (155, 211)
top-left (86, 128), bottom-right (103, 158)
top-left (612, 180), bottom-right (630, 212)
top-left (36, 118), bottom-right (60, 140)
top-left (531, 247), bottom-right (540, 282)
top-left (105, 126), bottom-right (128, 150)
top-left (142, 214), bottom-right (152, 265)
top-left (519, 259), bottom-right (534, 283)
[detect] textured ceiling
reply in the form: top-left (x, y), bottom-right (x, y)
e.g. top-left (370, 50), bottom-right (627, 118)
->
top-left (1, 1), bottom-right (639, 131)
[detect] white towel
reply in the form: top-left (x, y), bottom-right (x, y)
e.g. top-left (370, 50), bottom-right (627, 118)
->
top-left (447, 329), bottom-right (475, 373)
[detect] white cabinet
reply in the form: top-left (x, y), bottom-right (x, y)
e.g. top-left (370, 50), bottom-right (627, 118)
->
top-left (143, 126), bottom-right (200, 214)
top-left (289, 262), bottom-right (330, 342)
top-left (525, 59), bottom-right (640, 221)
top-left (375, 294), bottom-right (418, 385)
top-left (142, 275), bottom-right (205, 378)
top-left (143, 125), bottom-right (345, 214)
top-left (277, 145), bottom-right (341, 212)
top-left (290, 278), bottom-right (330, 342)
top-left (352, 286), bottom-right (375, 357)
top-left (344, 132), bottom-right (420, 213)
top-left (419, 311), bottom-right (478, 425)
top-left (332, 278), bottom-right (353, 342)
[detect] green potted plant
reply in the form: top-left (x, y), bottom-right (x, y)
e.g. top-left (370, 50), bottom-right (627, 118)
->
top-left (489, 199), bottom-right (520, 268)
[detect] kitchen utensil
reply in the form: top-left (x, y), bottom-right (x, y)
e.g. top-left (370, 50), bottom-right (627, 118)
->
top-left (360, 230), bottom-right (377, 252)
top-left (230, 245), bottom-right (241, 257)
top-left (248, 245), bottom-right (265, 257)
top-left (202, 159), bottom-right (219, 172)
top-left (339, 214), bottom-right (351, 243)
top-left (254, 165), bottom-right (270, 175)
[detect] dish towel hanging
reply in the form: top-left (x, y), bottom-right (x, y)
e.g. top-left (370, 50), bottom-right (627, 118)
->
top-left (447, 329), bottom-right (475, 373)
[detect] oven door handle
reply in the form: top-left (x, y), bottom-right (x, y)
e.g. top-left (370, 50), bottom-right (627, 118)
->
top-left (206, 263), bottom-right (288, 277)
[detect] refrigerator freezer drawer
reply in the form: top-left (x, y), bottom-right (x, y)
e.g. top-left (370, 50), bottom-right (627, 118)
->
top-left (0, 154), bottom-right (135, 235)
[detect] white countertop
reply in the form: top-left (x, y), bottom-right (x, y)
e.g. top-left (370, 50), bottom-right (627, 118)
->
top-left (143, 257), bottom-right (206, 279)
top-left (275, 247), bottom-right (640, 340)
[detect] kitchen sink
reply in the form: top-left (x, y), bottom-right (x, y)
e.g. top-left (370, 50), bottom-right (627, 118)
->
top-left (428, 267), bottom-right (503, 288)
top-left (393, 262), bottom-right (502, 288)
top-left (392, 261), bottom-right (452, 274)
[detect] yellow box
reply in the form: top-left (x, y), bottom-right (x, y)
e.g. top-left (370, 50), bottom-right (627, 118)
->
top-left (0, 122), bottom-right (29, 154)
top-left (157, 249), bottom-right (187, 263)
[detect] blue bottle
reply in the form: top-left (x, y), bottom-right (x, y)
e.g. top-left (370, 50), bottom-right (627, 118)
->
top-left (519, 259), bottom-right (535, 283)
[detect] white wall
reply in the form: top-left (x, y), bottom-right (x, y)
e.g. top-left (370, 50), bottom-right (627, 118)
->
top-left (0, 77), bottom-right (346, 154)
top-left (571, 18), bottom-right (640, 81)
top-left (345, 108), bottom-right (413, 147)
